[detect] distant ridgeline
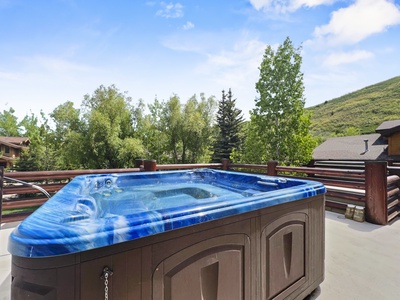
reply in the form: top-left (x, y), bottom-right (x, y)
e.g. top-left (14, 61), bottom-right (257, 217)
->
top-left (308, 76), bottom-right (400, 138)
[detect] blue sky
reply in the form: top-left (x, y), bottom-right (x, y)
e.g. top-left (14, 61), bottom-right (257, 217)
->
top-left (1, 0), bottom-right (400, 121)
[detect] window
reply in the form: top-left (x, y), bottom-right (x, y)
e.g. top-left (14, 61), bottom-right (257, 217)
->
top-left (5, 146), bottom-right (10, 153)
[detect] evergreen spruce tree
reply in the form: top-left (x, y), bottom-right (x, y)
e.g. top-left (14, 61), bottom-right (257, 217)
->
top-left (212, 89), bottom-right (244, 162)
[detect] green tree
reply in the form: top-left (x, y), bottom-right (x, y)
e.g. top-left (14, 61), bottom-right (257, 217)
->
top-left (132, 98), bottom-right (169, 163)
top-left (82, 85), bottom-right (145, 168)
top-left (212, 89), bottom-right (244, 162)
top-left (232, 118), bottom-right (265, 163)
top-left (50, 102), bottom-right (85, 169)
top-left (196, 93), bottom-right (218, 162)
top-left (335, 126), bottom-right (361, 137)
top-left (142, 99), bottom-right (169, 162)
top-left (50, 101), bottom-right (82, 140)
top-left (162, 95), bottom-right (183, 163)
top-left (249, 37), bottom-right (316, 165)
top-left (154, 94), bottom-right (216, 164)
top-left (14, 148), bottom-right (38, 171)
top-left (181, 94), bottom-right (216, 163)
top-left (16, 112), bottom-right (55, 171)
top-left (0, 107), bottom-right (20, 136)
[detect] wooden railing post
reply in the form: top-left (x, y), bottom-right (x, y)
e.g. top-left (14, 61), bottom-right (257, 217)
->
top-left (0, 166), bottom-right (3, 225)
top-left (144, 160), bottom-right (157, 172)
top-left (221, 159), bottom-right (229, 170)
top-left (365, 161), bottom-right (388, 225)
top-left (135, 159), bottom-right (144, 169)
top-left (267, 161), bottom-right (278, 176)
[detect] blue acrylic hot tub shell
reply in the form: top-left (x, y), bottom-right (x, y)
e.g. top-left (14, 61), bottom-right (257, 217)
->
top-left (8, 169), bottom-right (325, 258)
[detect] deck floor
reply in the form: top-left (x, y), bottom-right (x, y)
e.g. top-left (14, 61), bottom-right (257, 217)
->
top-left (1, 212), bottom-right (400, 300)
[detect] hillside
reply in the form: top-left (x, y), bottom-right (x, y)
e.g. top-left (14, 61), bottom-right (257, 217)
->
top-left (308, 76), bottom-right (400, 138)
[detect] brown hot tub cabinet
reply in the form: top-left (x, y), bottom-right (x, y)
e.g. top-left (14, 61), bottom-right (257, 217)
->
top-left (9, 170), bottom-right (325, 299)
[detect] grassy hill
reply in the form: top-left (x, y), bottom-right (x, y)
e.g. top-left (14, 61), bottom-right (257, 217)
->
top-left (308, 76), bottom-right (400, 138)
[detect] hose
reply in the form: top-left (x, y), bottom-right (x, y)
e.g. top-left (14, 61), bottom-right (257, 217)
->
top-left (3, 176), bottom-right (51, 199)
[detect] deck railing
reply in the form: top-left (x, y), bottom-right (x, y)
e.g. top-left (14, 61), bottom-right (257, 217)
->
top-left (1, 160), bottom-right (399, 225)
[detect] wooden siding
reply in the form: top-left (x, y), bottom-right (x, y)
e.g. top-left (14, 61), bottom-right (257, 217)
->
top-left (388, 132), bottom-right (400, 156)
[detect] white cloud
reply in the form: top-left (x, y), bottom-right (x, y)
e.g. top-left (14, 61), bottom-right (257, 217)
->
top-left (29, 56), bottom-right (94, 73)
top-left (196, 37), bottom-right (266, 89)
top-left (314, 0), bottom-right (400, 45)
top-left (0, 71), bottom-right (20, 80)
top-left (161, 31), bottom-right (267, 115)
top-left (182, 21), bottom-right (194, 30)
top-left (161, 31), bottom-right (217, 53)
top-left (323, 50), bottom-right (374, 66)
top-left (248, 0), bottom-right (337, 13)
top-left (248, 0), bottom-right (268, 10)
top-left (156, 2), bottom-right (184, 18)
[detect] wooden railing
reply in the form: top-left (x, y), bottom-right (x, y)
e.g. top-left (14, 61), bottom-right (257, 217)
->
top-left (0, 160), bottom-right (225, 224)
top-left (0, 166), bottom-right (143, 223)
top-left (252, 160), bottom-right (367, 212)
top-left (1, 160), bottom-right (399, 225)
top-left (387, 173), bottom-right (400, 222)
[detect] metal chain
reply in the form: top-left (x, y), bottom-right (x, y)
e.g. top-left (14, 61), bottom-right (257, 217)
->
top-left (101, 267), bottom-right (113, 300)
top-left (104, 272), bottom-right (109, 300)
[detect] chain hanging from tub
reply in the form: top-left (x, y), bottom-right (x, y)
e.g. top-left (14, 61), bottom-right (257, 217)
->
top-left (101, 266), bottom-right (113, 300)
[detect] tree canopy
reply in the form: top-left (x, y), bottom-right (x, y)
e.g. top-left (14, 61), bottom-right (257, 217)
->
top-left (7, 86), bottom-right (217, 170)
top-left (0, 108), bottom-right (20, 136)
top-left (81, 85), bottom-right (145, 169)
top-left (238, 37), bottom-right (316, 165)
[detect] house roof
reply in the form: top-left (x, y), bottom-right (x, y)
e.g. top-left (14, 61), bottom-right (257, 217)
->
top-left (0, 136), bottom-right (30, 147)
top-left (0, 155), bottom-right (14, 161)
top-left (376, 120), bottom-right (400, 136)
top-left (313, 133), bottom-right (390, 161)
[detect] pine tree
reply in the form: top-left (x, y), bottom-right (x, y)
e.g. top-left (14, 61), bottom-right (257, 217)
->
top-left (212, 89), bottom-right (244, 162)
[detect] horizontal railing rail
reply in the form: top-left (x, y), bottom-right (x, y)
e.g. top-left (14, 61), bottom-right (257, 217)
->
top-left (274, 166), bottom-right (366, 207)
top-left (230, 160), bottom-right (394, 225)
top-left (261, 161), bottom-right (367, 216)
top-left (275, 166), bottom-right (365, 178)
top-left (0, 160), bottom-right (225, 223)
top-left (157, 163), bottom-right (223, 170)
top-left (0, 166), bottom-right (144, 224)
top-left (1, 160), bottom-right (398, 225)
top-left (3, 168), bottom-right (142, 181)
top-left (387, 175), bottom-right (400, 222)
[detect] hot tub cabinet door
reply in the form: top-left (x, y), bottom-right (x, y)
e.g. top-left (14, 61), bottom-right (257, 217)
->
top-left (261, 212), bottom-right (309, 300)
top-left (152, 234), bottom-right (251, 300)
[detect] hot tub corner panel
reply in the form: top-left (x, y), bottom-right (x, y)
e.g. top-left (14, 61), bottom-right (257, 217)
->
top-left (261, 212), bottom-right (308, 300)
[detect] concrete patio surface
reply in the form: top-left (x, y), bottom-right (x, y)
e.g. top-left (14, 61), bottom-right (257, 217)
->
top-left (0, 222), bottom-right (16, 300)
top-left (1, 212), bottom-right (400, 300)
top-left (310, 212), bottom-right (400, 300)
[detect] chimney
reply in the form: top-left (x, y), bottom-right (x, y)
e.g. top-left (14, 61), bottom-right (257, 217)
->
top-left (364, 139), bottom-right (369, 153)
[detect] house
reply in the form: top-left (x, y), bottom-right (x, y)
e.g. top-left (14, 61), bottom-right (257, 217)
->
top-left (312, 120), bottom-right (400, 163)
top-left (0, 137), bottom-right (30, 168)
top-left (375, 120), bottom-right (400, 156)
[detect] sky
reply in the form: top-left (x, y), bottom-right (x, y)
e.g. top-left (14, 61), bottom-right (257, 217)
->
top-left (1, 0), bottom-right (400, 121)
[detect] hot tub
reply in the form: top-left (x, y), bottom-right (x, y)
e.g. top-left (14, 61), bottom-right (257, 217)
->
top-left (8, 169), bottom-right (325, 300)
